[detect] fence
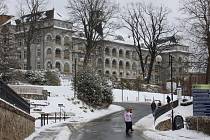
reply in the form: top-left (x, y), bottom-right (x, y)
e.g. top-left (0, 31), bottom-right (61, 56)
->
top-left (0, 80), bottom-right (30, 113)
top-left (154, 100), bottom-right (178, 121)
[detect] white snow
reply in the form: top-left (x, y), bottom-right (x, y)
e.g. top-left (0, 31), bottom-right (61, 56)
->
top-left (135, 104), bottom-right (210, 140)
top-left (24, 78), bottom-right (205, 140)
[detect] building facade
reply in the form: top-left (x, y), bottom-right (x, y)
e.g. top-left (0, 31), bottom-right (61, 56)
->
top-left (13, 10), bottom-right (189, 85)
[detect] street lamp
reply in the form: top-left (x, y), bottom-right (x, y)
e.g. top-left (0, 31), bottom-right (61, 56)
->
top-left (74, 53), bottom-right (78, 98)
top-left (156, 53), bottom-right (174, 130)
top-left (118, 78), bottom-right (124, 102)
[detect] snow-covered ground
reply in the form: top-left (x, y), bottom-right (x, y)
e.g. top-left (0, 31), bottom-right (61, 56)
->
top-left (25, 78), bottom-right (200, 140)
top-left (135, 104), bottom-right (210, 140)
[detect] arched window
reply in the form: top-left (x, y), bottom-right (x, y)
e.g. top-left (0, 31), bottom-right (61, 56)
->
top-left (132, 51), bottom-right (137, 60)
top-left (97, 58), bottom-right (103, 67)
top-left (112, 71), bottom-right (117, 76)
top-left (126, 61), bottom-right (130, 70)
top-left (132, 63), bottom-right (137, 71)
top-left (46, 48), bottom-right (52, 55)
top-left (55, 62), bottom-right (61, 71)
top-left (119, 49), bottom-right (124, 58)
top-left (112, 48), bottom-right (117, 57)
top-left (105, 47), bottom-right (110, 56)
top-left (119, 60), bottom-right (123, 69)
top-left (47, 61), bottom-right (52, 69)
top-left (105, 70), bottom-right (110, 75)
top-left (64, 63), bottom-right (70, 73)
top-left (55, 48), bottom-right (61, 58)
top-left (55, 35), bottom-right (61, 45)
top-left (46, 35), bottom-right (52, 41)
top-left (64, 49), bottom-right (70, 59)
top-left (126, 50), bottom-right (130, 59)
top-left (105, 58), bottom-right (110, 68)
top-left (112, 59), bottom-right (117, 68)
top-left (64, 36), bottom-right (70, 46)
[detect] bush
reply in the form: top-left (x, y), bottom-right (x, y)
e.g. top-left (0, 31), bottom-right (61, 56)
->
top-left (44, 71), bottom-right (60, 86)
top-left (8, 70), bottom-right (60, 86)
top-left (73, 68), bottom-right (113, 108)
top-left (186, 116), bottom-right (210, 135)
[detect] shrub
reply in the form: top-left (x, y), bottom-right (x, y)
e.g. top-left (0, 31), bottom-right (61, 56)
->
top-left (186, 116), bottom-right (210, 135)
top-left (73, 68), bottom-right (113, 108)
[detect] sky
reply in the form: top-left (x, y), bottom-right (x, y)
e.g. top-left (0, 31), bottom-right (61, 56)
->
top-left (7, 0), bottom-right (181, 23)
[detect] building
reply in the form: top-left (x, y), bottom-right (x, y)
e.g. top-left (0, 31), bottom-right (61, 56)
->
top-left (13, 9), bottom-right (189, 85)
top-left (15, 9), bottom-right (73, 73)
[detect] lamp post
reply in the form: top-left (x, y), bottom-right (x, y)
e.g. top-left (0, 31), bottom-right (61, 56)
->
top-left (74, 53), bottom-right (78, 98)
top-left (156, 53), bottom-right (174, 130)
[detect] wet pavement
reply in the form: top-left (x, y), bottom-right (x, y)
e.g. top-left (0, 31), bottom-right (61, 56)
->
top-left (69, 103), bottom-right (151, 140)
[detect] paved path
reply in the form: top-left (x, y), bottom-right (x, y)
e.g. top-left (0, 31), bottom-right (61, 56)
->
top-left (69, 103), bottom-right (152, 140)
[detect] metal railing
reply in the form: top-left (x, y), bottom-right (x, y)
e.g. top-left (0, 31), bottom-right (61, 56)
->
top-left (154, 100), bottom-right (178, 121)
top-left (0, 81), bottom-right (30, 113)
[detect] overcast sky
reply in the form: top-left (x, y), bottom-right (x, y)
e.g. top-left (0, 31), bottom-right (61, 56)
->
top-left (7, 0), bottom-right (181, 22)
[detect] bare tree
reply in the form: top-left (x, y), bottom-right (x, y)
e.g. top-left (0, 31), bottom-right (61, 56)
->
top-left (0, 0), bottom-right (7, 15)
top-left (15, 0), bottom-right (47, 70)
top-left (181, 0), bottom-right (210, 83)
top-left (66, 0), bottom-right (118, 67)
top-left (122, 3), bottom-right (176, 84)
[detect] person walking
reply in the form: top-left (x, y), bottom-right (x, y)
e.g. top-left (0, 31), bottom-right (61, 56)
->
top-left (129, 108), bottom-right (134, 132)
top-left (151, 101), bottom-right (156, 116)
top-left (124, 107), bottom-right (132, 135)
top-left (158, 101), bottom-right (162, 108)
top-left (167, 95), bottom-right (171, 104)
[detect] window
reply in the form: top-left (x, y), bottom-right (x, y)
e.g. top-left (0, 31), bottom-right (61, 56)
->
top-left (55, 62), bottom-right (61, 71)
top-left (55, 49), bottom-right (61, 58)
top-left (126, 50), bottom-right (130, 59)
top-left (47, 48), bottom-right (52, 55)
top-left (105, 47), bottom-right (110, 56)
top-left (23, 64), bottom-right (27, 70)
top-left (112, 59), bottom-right (117, 68)
top-left (112, 48), bottom-right (117, 57)
top-left (37, 62), bottom-right (41, 69)
top-left (126, 61), bottom-right (130, 70)
top-left (47, 61), bottom-right (52, 69)
top-left (132, 63), bottom-right (137, 71)
top-left (119, 61), bottom-right (123, 69)
top-left (64, 49), bottom-right (70, 59)
top-left (37, 48), bottom-right (41, 57)
top-left (105, 59), bottom-right (110, 68)
top-left (64, 63), bottom-right (70, 73)
top-left (119, 49), bottom-right (123, 58)
top-left (97, 58), bottom-right (103, 67)
top-left (24, 50), bottom-right (26, 59)
top-left (64, 36), bottom-right (70, 46)
top-left (46, 35), bottom-right (52, 41)
top-left (17, 51), bottom-right (21, 59)
top-left (55, 35), bottom-right (61, 45)
top-left (105, 70), bottom-right (110, 76)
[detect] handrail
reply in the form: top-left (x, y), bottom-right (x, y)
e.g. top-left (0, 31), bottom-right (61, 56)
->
top-left (0, 81), bottom-right (30, 113)
top-left (154, 100), bottom-right (178, 121)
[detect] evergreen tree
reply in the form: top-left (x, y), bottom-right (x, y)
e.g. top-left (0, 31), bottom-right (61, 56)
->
top-left (73, 68), bottom-right (113, 108)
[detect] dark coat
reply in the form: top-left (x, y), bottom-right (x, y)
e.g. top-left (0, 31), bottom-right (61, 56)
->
top-left (167, 96), bottom-right (171, 103)
top-left (151, 102), bottom-right (156, 112)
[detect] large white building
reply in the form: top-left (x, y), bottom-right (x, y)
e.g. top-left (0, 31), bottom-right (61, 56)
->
top-left (14, 9), bottom-right (189, 84)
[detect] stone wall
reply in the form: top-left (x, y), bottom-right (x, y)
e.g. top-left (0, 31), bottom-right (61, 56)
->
top-left (186, 116), bottom-right (210, 136)
top-left (0, 99), bottom-right (35, 140)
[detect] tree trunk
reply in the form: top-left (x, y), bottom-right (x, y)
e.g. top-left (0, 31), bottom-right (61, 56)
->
top-left (146, 54), bottom-right (155, 84)
top-left (26, 43), bottom-right (31, 70)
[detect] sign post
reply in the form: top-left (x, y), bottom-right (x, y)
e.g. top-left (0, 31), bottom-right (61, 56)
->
top-left (177, 82), bottom-right (182, 106)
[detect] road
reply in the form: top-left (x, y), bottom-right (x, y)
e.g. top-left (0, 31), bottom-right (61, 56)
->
top-left (69, 103), bottom-right (151, 140)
